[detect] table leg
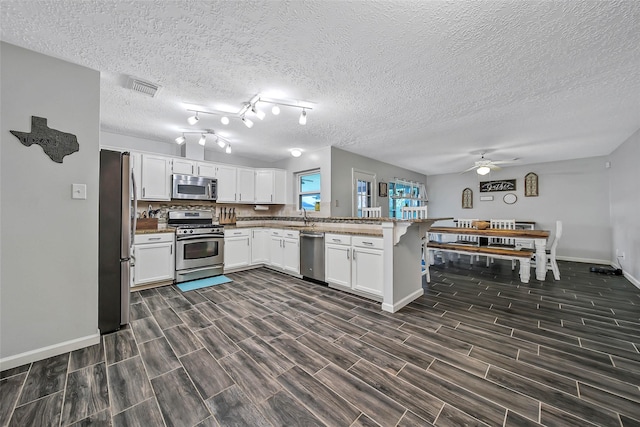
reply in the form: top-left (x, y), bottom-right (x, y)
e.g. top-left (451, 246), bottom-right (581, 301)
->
top-left (519, 258), bottom-right (531, 283)
top-left (534, 238), bottom-right (546, 281)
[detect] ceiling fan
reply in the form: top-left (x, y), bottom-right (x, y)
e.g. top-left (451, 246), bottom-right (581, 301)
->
top-left (462, 152), bottom-right (518, 175)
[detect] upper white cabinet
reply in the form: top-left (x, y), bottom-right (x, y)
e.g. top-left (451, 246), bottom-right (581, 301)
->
top-left (172, 158), bottom-right (195, 175)
top-left (140, 154), bottom-right (171, 200)
top-left (255, 169), bottom-right (286, 204)
top-left (196, 162), bottom-right (217, 178)
top-left (214, 164), bottom-right (238, 202)
top-left (236, 167), bottom-right (255, 203)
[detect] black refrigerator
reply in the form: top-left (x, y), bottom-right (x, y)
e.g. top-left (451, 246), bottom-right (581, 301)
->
top-left (99, 150), bottom-right (135, 333)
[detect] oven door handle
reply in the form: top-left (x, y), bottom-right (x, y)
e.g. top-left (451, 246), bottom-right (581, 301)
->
top-left (177, 235), bottom-right (223, 242)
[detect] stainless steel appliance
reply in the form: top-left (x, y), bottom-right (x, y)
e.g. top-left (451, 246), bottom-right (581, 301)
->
top-left (172, 174), bottom-right (217, 201)
top-left (169, 211), bottom-right (225, 283)
top-left (300, 231), bottom-right (326, 283)
top-left (99, 150), bottom-right (136, 334)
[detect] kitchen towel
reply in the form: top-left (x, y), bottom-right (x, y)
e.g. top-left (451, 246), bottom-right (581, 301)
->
top-left (177, 275), bottom-right (232, 292)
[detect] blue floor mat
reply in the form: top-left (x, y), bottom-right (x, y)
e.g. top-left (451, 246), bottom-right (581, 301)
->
top-left (177, 275), bottom-right (232, 292)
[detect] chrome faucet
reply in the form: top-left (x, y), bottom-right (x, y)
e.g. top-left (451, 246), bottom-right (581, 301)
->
top-left (302, 208), bottom-right (311, 226)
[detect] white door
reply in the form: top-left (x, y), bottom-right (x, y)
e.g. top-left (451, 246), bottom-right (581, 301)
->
top-left (141, 155), bottom-right (171, 200)
top-left (352, 247), bottom-right (384, 296)
top-left (282, 237), bottom-right (299, 274)
top-left (269, 236), bottom-right (284, 268)
top-left (352, 170), bottom-right (376, 217)
top-left (236, 167), bottom-right (255, 203)
top-left (215, 164), bottom-right (237, 202)
top-left (172, 159), bottom-right (195, 175)
top-left (134, 242), bottom-right (174, 285)
top-left (224, 236), bottom-right (251, 269)
top-left (251, 229), bottom-right (270, 264)
top-left (325, 244), bottom-right (351, 287)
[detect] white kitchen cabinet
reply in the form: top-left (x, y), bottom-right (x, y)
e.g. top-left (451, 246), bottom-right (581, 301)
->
top-left (255, 169), bottom-right (286, 204)
top-left (172, 158), bottom-right (195, 175)
top-left (140, 154), bottom-right (171, 200)
top-left (325, 233), bottom-right (384, 297)
top-left (214, 164), bottom-right (237, 202)
top-left (236, 167), bottom-right (255, 203)
top-left (251, 228), bottom-right (270, 265)
top-left (196, 162), bottom-right (217, 178)
top-left (268, 229), bottom-right (299, 273)
top-left (224, 229), bottom-right (251, 270)
top-left (133, 233), bottom-right (175, 286)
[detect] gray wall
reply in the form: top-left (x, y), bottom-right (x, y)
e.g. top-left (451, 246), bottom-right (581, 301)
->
top-left (609, 128), bottom-right (640, 285)
top-left (1, 43), bottom-right (101, 366)
top-left (330, 147), bottom-right (427, 217)
top-left (427, 156), bottom-right (612, 263)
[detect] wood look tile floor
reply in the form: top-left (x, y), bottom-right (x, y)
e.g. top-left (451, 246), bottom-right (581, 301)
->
top-left (2, 260), bottom-right (640, 426)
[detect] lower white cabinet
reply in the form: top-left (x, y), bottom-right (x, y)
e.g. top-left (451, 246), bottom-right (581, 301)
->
top-left (251, 228), bottom-right (270, 265)
top-left (269, 229), bottom-right (300, 274)
top-left (325, 234), bottom-right (384, 297)
top-left (224, 229), bottom-right (251, 270)
top-left (133, 233), bottom-right (175, 287)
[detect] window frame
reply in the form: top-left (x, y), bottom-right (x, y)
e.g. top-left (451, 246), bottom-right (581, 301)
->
top-left (296, 169), bottom-right (321, 211)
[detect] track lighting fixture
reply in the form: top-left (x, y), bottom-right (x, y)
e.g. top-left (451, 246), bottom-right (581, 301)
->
top-left (174, 130), bottom-right (231, 153)
top-left (198, 134), bottom-right (206, 146)
top-left (226, 144), bottom-right (232, 154)
top-left (241, 116), bottom-right (254, 128)
top-left (251, 105), bottom-right (266, 120)
top-left (477, 166), bottom-right (491, 175)
top-left (299, 109), bottom-right (307, 125)
top-left (187, 112), bottom-right (199, 125)
top-left (272, 105), bottom-right (280, 115)
top-left (175, 134), bottom-right (186, 144)
top-left (216, 136), bottom-right (226, 148)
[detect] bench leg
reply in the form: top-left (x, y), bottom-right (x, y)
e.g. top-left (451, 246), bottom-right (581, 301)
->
top-left (519, 258), bottom-right (531, 283)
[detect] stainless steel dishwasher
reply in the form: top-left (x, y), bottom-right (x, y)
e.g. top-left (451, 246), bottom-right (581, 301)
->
top-left (300, 231), bottom-right (325, 283)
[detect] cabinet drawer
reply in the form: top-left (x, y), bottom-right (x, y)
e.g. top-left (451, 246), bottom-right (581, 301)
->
top-left (325, 234), bottom-right (351, 246)
top-left (225, 229), bottom-right (250, 238)
top-left (270, 229), bottom-right (284, 237)
top-left (352, 236), bottom-right (383, 250)
top-left (135, 233), bottom-right (174, 244)
top-left (283, 230), bottom-right (299, 239)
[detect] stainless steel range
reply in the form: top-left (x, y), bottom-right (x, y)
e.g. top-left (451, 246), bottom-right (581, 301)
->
top-left (168, 210), bottom-right (224, 283)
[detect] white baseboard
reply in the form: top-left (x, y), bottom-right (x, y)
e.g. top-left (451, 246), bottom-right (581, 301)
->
top-left (612, 261), bottom-right (640, 289)
top-left (556, 256), bottom-right (611, 264)
top-left (382, 288), bottom-right (424, 313)
top-left (0, 332), bottom-right (100, 372)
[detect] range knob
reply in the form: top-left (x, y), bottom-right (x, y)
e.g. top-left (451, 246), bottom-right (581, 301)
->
top-left (190, 229), bottom-right (194, 233)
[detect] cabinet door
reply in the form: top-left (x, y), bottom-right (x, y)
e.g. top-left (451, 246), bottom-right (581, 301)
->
top-left (282, 237), bottom-right (299, 274)
top-left (272, 169), bottom-right (286, 204)
top-left (141, 154), bottom-right (171, 200)
top-left (197, 162), bottom-right (217, 178)
top-left (134, 242), bottom-right (174, 286)
top-left (269, 237), bottom-right (284, 268)
top-left (325, 244), bottom-right (351, 287)
top-left (236, 167), bottom-right (255, 203)
top-left (215, 164), bottom-right (237, 202)
top-left (224, 236), bottom-right (251, 269)
top-left (254, 169), bottom-right (274, 203)
top-left (172, 158), bottom-right (195, 175)
top-left (352, 247), bottom-right (384, 296)
top-left (251, 229), bottom-right (270, 264)
top-left (130, 152), bottom-right (142, 200)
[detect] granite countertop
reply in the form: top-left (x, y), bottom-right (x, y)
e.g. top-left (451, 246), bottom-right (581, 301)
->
top-left (135, 226), bottom-right (175, 235)
top-left (225, 223), bottom-right (383, 237)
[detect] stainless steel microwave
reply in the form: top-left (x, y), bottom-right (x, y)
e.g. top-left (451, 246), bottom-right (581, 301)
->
top-left (171, 174), bottom-right (217, 201)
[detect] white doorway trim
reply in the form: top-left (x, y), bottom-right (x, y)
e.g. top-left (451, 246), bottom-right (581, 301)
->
top-left (352, 168), bottom-right (377, 217)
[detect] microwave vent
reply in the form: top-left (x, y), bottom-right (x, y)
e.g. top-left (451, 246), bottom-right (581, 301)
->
top-left (126, 77), bottom-right (161, 97)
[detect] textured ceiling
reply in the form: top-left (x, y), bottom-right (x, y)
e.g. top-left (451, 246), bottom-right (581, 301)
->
top-left (2, 0), bottom-right (640, 175)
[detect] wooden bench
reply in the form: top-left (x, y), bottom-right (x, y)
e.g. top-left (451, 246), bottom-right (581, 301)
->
top-left (426, 241), bottom-right (535, 283)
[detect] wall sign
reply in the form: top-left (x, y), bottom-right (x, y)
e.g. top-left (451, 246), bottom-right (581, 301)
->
top-left (10, 116), bottom-right (79, 163)
top-left (462, 188), bottom-right (473, 209)
top-left (479, 179), bottom-right (516, 193)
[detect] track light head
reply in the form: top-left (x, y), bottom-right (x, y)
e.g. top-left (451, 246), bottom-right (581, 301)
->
top-left (241, 116), bottom-right (254, 128)
top-left (187, 112), bottom-right (199, 125)
top-left (299, 109), bottom-right (307, 125)
top-left (217, 136), bottom-right (225, 148)
top-left (252, 105), bottom-right (266, 120)
top-left (220, 116), bottom-right (230, 125)
top-left (271, 105), bottom-right (280, 115)
top-left (225, 144), bottom-right (232, 154)
top-left (175, 135), bottom-right (186, 144)
top-left (198, 134), bottom-right (206, 146)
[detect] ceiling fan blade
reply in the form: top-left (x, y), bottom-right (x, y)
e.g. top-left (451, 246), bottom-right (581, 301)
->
top-left (491, 158), bottom-right (519, 165)
top-left (460, 165), bottom-right (478, 174)
top-left (488, 164), bottom-right (502, 171)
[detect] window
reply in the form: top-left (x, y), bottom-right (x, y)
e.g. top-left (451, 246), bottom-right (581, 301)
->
top-left (352, 170), bottom-right (376, 217)
top-left (297, 170), bottom-right (321, 210)
top-left (389, 180), bottom-right (427, 219)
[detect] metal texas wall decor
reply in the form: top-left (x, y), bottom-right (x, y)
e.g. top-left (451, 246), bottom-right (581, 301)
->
top-left (10, 116), bottom-right (79, 163)
top-left (462, 188), bottom-right (473, 209)
top-left (479, 179), bottom-right (516, 193)
top-left (524, 172), bottom-right (539, 196)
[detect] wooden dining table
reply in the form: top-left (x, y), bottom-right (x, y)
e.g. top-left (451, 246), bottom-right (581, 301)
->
top-left (429, 227), bottom-right (551, 281)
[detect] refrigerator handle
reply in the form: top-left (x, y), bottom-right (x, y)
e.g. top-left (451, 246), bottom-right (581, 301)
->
top-left (131, 169), bottom-right (138, 248)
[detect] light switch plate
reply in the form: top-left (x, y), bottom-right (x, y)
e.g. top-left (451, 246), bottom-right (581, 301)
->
top-left (72, 183), bottom-right (87, 200)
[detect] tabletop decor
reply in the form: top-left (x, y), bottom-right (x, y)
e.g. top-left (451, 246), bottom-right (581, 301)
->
top-left (479, 179), bottom-right (516, 192)
top-left (462, 188), bottom-right (473, 209)
top-left (10, 116), bottom-right (79, 163)
top-left (525, 172), bottom-right (539, 196)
